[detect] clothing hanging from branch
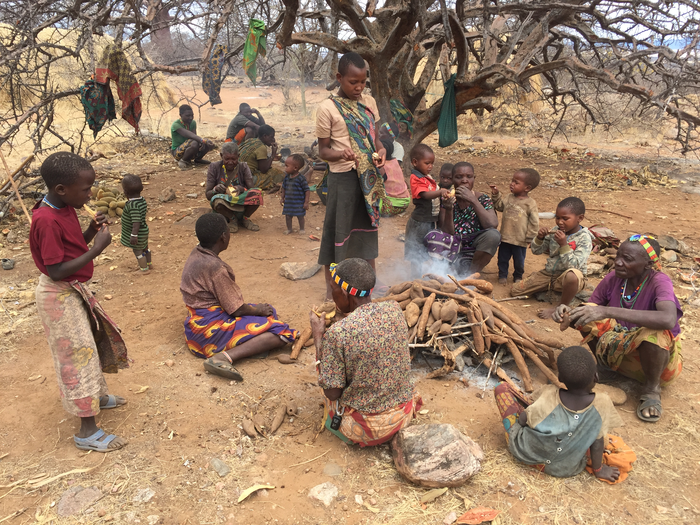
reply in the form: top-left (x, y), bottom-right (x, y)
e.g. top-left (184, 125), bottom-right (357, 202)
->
top-left (80, 80), bottom-right (117, 138)
top-left (389, 99), bottom-right (414, 139)
top-left (243, 19), bottom-right (267, 86)
top-left (203, 44), bottom-right (228, 106)
top-left (437, 73), bottom-right (458, 147)
top-left (94, 44), bottom-right (142, 132)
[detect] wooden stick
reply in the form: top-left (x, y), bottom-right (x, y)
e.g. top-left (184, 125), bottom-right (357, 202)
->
top-left (291, 327), bottom-right (312, 359)
top-left (446, 275), bottom-right (527, 326)
top-left (463, 307), bottom-right (484, 354)
top-left (0, 154), bottom-right (33, 190)
top-left (519, 345), bottom-right (564, 388)
top-left (496, 295), bottom-right (529, 302)
top-left (0, 151), bottom-right (33, 225)
top-left (586, 207), bottom-right (633, 219)
top-left (504, 339), bottom-right (533, 392)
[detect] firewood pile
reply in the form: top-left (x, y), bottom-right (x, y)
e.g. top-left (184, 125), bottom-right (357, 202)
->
top-left (376, 274), bottom-right (565, 395)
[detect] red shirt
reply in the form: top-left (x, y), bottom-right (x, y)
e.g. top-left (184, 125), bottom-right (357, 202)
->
top-left (30, 201), bottom-right (94, 282)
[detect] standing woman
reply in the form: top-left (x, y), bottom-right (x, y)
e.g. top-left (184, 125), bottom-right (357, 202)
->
top-left (316, 52), bottom-right (387, 300)
top-left (555, 235), bottom-right (683, 422)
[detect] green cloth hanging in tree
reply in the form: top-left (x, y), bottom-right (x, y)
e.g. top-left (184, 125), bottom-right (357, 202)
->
top-left (437, 73), bottom-right (458, 148)
top-left (243, 19), bottom-right (267, 86)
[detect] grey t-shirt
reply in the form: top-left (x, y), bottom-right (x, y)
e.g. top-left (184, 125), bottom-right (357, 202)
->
top-left (226, 113), bottom-right (251, 140)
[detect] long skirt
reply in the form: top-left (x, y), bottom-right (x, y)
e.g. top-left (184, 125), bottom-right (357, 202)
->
top-left (35, 274), bottom-right (129, 417)
top-left (318, 170), bottom-right (378, 265)
top-left (184, 305), bottom-right (297, 359)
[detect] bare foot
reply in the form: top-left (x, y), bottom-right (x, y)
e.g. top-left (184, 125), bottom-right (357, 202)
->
top-left (594, 464), bottom-right (621, 482)
top-left (538, 306), bottom-right (556, 319)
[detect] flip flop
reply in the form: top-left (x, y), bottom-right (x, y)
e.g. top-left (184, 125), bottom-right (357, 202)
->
top-left (100, 394), bottom-right (126, 409)
top-left (74, 429), bottom-right (124, 452)
top-left (203, 354), bottom-right (243, 381)
top-left (636, 393), bottom-right (662, 423)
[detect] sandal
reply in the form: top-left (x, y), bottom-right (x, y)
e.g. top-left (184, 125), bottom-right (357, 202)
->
top-left (203, 353), bottom-right (243, 381)
top-left (241, 218), bottom-right (260, 231)
top-left (74, 429), bottom-right (125, 452)
top-left (100, 394), bottom-right (126, 409)
top-left (637, 393), bottom-right (662, 423)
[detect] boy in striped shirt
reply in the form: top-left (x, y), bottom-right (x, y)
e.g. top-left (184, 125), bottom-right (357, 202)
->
top-left (120, 175), bottom-right (151, 272)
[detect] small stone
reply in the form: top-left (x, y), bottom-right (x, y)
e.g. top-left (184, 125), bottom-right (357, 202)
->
top-left (98, 509), bottom-right (107, 517)
top-left (367, 489), bottom-right (375, 496)
top-left (657, 235), bottom-right (690, 254)
top-left (369, 498), bottom-right (377, 505)
top-left (355, 494), bottom-right (364, 505)
top-left (308, 482), bottom-right (338, 507)
top-left (159, 188), bottom-right (176, 202)
top-left (147, 516), bottom-right (160, 525)
top-left (132, 487), bottom-right (155, 504)
top-left (322, 462), bottom-right (343, 477)
top-left (210, 458), bottom-right (231, 478)
top-left (279, 262), bottom-right (322, 281)
top-left (104, 295), bottom-right (113, 300)
top-left (186, 193), bottom-right (198, 199)
top-left (472, 136), bottom-right (484, 142)
top-left (342, 504), bottom-right (348, 511)
top-left (57, 486), bottom-right (103, 517)
top-left (660, 250), bottom-right (677, 263)
top-left (164, 359), bottom-right (175, 368)
top-left (444, 511), bottom-right (458, 525)
top-left (104, 515), bottom-right (113, 522)
top-left (216, 482), bottom-right (225, 490)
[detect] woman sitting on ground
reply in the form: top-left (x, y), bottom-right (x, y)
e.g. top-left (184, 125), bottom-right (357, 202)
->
top-left (554, 235), bottom-right (683, 422)
top-left (238, 124), bottom-right (286, 191)
top-left (310, 258), bottom-right (421, 446)
top-left (180, 214), bottom-right (298, 381)
top-left (171, 105), bottom-right (216, 170)
top-left (205, 142), bottom-right (262, 233)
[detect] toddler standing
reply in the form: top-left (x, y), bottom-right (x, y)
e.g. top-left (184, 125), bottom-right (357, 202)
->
top-left (491, 168), bottom-right (540, 285)
top-left (280, 153), bottom-right (310, 234)
top-left (30, 152), bottom-right (129, 452)
top-left (120, 174), bottom-right (151, 272)
top-left (404, 144), bottom-right (449, 275)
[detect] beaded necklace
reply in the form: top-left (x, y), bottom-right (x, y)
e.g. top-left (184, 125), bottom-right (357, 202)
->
top-left (619, 272), bottom-right (651, 309)
top-left (41, 196), bottom-right (60, 209)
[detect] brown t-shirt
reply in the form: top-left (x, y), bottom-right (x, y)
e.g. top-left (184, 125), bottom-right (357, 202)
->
top-left (206, 160), bottom-right (255, 191)
top-left (315, 94), bottom-right (380, 173)
top-left (180, 245), bottom-right (244, 314)
top-left (492, 193), bottom-right (539, 247)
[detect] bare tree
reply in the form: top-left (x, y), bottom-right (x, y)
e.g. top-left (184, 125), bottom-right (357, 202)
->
top-left (277, 0), bottom-right (700, 154)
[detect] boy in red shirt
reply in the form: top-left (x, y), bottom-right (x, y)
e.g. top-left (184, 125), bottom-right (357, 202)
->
top-left (30, 152), bottom-right (129, 453)
top-left (404, 144), bottom-right (450, 276)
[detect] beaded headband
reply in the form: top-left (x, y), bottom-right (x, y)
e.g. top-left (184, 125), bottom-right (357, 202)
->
top-left (629, 234), bottom-right (661, 269)
top-left (380, 122), bottom-right (395, 138)
top-left (329, 263), bottom-right (373, 297)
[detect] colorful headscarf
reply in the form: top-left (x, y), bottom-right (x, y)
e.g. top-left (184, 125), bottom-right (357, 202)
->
top-left (629, 234), bottom-right (661, 269)
top-left (330, 263), bottom-right (373, 297)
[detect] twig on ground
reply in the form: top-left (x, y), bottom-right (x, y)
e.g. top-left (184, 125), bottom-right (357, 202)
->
top-left (496, 295), bottom-right (529, 302)
top-left (289, 449), bottom-right (330, 467)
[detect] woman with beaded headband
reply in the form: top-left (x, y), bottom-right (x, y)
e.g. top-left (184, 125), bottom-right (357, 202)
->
top-left (310, 258), bottom-right (421, 446)
top-left (554, 235), bottom-right (683, 422)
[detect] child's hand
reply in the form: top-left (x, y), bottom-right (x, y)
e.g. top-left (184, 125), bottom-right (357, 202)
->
top-left (303, 202), bottom-right (310, 210)
top-left (537, 227), bottom-right (549, 240)
top-left (489, 183), bottom-right (499, 195)
top-left (594, 464), bottom-right (620, 482)
top-left (439, 188), bottom-right (451, 198)
top-left (554, 229), bottom-right (567, 246)
top-left (93, 225), bottom-right (112, 253)
top-left (129, 233), bottom-right (139, 247)
top-left (441, 194), bottom-right (456, 210)
top-left (92, 211), bottom-right (110, 230)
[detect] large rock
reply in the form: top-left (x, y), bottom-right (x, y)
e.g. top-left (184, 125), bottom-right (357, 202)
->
top-left (392, 424), bottom-right (484, 487)
top-left (57, 486), bottom-right (103, 517)
top-left (279, 262), bottom-right (321, 281)
top-left (308, 482), bottom-right (338, 506)
top-left (159, 188), bottom-right (176, 202)
top-left (657, 235), bottom-right (690, 254)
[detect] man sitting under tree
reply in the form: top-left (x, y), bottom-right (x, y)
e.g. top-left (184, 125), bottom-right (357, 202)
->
top-left (226, 103), bottom-right (266, 144)
top-left (171, 105), bottom-right (216, 170)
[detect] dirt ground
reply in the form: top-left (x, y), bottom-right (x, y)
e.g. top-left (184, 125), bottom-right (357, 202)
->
top-left (1, 83), bottom-right (700, 525)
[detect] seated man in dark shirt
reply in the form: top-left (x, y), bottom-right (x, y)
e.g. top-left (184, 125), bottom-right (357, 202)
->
top-left (226, 103), bottom-right (265, 144)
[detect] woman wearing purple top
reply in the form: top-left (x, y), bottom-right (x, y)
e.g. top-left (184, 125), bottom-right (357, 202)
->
top-left (554, 235), bottom-right (683, 423)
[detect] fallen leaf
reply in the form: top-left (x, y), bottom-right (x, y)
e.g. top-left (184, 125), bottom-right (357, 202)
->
top-left (456, 506), bottom-right (500, 524)
top-left (135, 385), bottom-right (150, 394)
top-left (109, 266), bottom-right (118, 271)
top-left (418, 409), bottom-right (429, 415)
top-left (421, 487), bottom-right (448, 504)
top-left (28, 374), bottom-right (42, 381)
top-left (237, 484), bottom-right (275, 503)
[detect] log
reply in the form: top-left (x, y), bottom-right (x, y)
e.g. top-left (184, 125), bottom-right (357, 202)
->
top-left (463, 307), bottom-right (484, 355)
top-left (416, 293), bottom-right (437, 340)
top-left (481, 356), bottom-right (528, 400)
top-left (448, 275), bottom-right (527, 326)
top-left (504, 340), bottom-right (533, 392)
top-left (291, 327), bottom-right (312, 359)
top-left (492, 318), bottom-right (548, 361)
top-left (471, 303), bottom-right (491, 351)
top-left (519, 345), bottom-right (565, 388)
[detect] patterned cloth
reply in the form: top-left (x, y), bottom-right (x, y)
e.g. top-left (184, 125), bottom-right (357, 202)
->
top-left (423, 229), bottom-right (461, 262)
top-left (208, 160), bottom-right (263, 210)
top-left (184, 305), bottom-right (296, 359)
top-left (498, 383), bottom-right (623, 478)
top-left (530, 226), bottom-right (594, 276)
top-left (95, 44), bottom-right (142, 132)
top-left (243, 19), bottom-right (267, 86)
top-left (239, 138), bottom-right (285, 190)
top-left (120, 197), bottom-right (149, 250)
top-left (318, 302), bottom-right (414, 413)
top-left (453, 193), bottom-right (495, 241)
top-left (322, 395), bottom-right (422, 447)
top-left (202, 44), bottom-right (227, 105)
top-left (282, 174), bottom-right (310, 216)
top-left (36, 274), bottom-right (129, 417)
top-left (80, 80), bottom-right (116, 138)
top-left (172, 138), bottom-right (215, 161)
top-left (580, 318), bottom-right (682, 386)
top-left (330, 95), bottom-right (386, 228)
top-left (390, 99), bottom-right (414, 138)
